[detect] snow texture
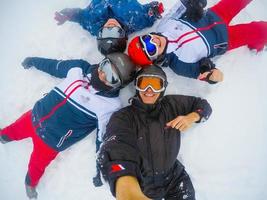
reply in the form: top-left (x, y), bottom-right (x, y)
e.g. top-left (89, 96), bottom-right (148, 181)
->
top-left (0, 0), bottom-right (267, 199)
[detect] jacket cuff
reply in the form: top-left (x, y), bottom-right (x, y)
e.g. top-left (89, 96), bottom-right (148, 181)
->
top-left (107, 161), bottom-right (141, 197)
top-left (194, 108), bottom-right (208, 123)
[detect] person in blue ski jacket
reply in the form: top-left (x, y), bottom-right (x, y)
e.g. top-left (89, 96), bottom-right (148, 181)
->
top-left (54, 0), bottom-right (164, 55)
top-left (0, 53), bottom-right (136, 199)
top-left (128, 0), bottom-right (267, 84)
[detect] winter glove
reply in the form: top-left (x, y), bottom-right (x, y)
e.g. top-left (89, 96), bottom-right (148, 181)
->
top-left (199, 57), bottom-right (215, 74)
top-left (181, 0), bottom-right (207, 21)
top-left (148, 1), bottom-right (164, 19)
top-left (54, 8), bottom-right (79, 25)
top-left (198, 57), bottom-right (219, 84)
top-left (22, 57), bottom-right (35, 69)
top-left (93, 171), bottom-right (103, 187)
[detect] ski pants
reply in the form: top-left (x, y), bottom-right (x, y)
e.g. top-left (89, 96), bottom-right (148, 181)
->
top-left (163, 169), bottom-right (195, 200)
top-left (0, 110), bottom-right (59, 187)
top-left (210, 0), bottom-right (267, 51)
top-left (144, 161), bottom-right (195, 200)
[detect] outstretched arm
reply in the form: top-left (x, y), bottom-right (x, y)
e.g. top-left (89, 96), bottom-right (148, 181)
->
top-left (116, 176), bottom-right (151, 200)
top-left (165, 95), bottom-right (212, 131)
top-left (98, 111), bottom-right (143, 198)
top-left (54, 8), bottom-right (82, 25)
top-left (22, 57), bottom-right (91, 78)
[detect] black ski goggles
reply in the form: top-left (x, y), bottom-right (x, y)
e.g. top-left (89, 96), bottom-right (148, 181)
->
top-left (140, 34), bottom-right (159, 61)
top-left (98, 58), bottom-right (121, 88)
top-left (98, 26), bottom-right (126, 39)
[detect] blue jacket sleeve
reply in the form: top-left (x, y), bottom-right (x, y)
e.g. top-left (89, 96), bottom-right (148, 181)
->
top-left (24, 57), bottom-right (91, 78)
top-left (67, 2), bottom-right (109, 36)
top-left (164, 53), bottom-right (201, 79)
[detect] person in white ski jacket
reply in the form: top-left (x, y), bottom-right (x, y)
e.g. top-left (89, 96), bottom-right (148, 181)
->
top-left (0, 53), bottom-right (136, 199)
top-left (128, 0), bottom-right (267, 84)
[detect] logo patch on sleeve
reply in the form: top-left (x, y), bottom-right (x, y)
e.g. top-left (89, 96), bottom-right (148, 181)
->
top-left (110, 164), bottom-right (125, 173)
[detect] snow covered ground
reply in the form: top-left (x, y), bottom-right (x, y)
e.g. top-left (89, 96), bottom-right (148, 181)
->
top-left (0, 0), bottom-right (267, 199)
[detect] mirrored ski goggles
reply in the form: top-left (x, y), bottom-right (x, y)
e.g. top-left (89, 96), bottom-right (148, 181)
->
top-left (136, 75), bottom-right (165, 93)
top-left (140, 34), bottom-right (159, 61)
top-left (99, 58), bottom-right (121, 88)
top-left (98, 26), bottom-right (126, 39)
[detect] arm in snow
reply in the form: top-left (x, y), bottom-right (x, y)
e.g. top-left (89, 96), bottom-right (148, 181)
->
top-left (163, 54), bottom-right (222, 84)
top-left (165, 95), bottom-right (212, 131)
top-left (54, 8), bottom-right (82, 25)
top-left (22, 57), bottom-right (91, 78)
top-left (163, 53), bottom-right (201, 79)
top-left (97, 110), bottom-right (141, 197)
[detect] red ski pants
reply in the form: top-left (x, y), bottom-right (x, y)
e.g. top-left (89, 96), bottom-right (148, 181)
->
top-left (0, 110), bottom-right (58, 187)
top-left (210, 0), bottom-right (267, 51)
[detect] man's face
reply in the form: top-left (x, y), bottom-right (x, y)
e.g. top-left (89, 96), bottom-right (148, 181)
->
top-left (97, 59), bottom-right (121, 88)
top-left (150, 34), bottom-right (167, 56)
top-left (139, 87), bottom-right (161, 104)
top-left (103, 18), bottom-right (121, 28)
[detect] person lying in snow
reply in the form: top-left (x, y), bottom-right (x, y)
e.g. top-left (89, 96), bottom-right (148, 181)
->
top-left (127, 0), bottom-right (267, 84)
top-left (98, 65), bottom-right (212, 200)
top-left (54, 0), bottom-right (164, 55)
top-left (0, 53), bottom-right (136, 199)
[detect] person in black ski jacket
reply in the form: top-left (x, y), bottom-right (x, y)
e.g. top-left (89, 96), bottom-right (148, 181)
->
top-left (98, 65), bottom-right (212, 200)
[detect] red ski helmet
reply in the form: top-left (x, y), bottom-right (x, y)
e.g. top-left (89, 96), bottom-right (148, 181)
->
top-left (128, 36), bottom-right (153, 66)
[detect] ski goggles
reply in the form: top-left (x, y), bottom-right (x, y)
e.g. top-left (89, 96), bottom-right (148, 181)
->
top-left (98, 26), bottom-right (126, 39)
top-left (140, 34), bottom-right (159, 61)
top-left (136, 74), bottom-right (165, 93)
top-left (98, 58), bottom-right (121, 88)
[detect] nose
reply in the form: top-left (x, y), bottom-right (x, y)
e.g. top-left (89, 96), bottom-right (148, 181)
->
top-left (145, 87), bottom-right (153, 92)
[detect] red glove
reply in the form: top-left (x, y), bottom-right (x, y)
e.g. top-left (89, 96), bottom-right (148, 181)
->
top-left (148, 1), bottom-right (165, 19)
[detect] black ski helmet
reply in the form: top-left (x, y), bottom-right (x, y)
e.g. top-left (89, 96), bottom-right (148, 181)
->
top-left (106, 52), bottom-right (136, 87)
top-left (97, 26), bottom-right (127, 55)
top-left (135, 65), bottom-right (168, 93)
top-left (134, 65), bottom-right (168, 103)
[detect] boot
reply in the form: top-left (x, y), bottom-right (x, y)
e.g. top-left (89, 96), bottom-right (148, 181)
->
top-left (25, 184), bottom-right (38, 199)
top-left (248, 43), bottom-right (266, 52)
top-left (0, 129), bottom-right (11, 144)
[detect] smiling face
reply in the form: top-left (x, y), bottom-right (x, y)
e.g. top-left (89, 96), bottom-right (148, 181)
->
top-left (151, 34), bottom-right (167, 56)
top-left (139, 87), bottom-right (161, 104)
top-left (103, 18), bottom-right (121, 28)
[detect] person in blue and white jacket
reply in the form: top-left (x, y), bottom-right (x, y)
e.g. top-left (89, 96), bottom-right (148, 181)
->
top-left (128, 0), bottom-right (267, 84)
top-left (54, 0), bottom-right (164, 55)
top-left (0, 53), bottom-right (136, 199)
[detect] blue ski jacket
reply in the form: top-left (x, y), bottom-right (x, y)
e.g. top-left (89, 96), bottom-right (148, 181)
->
top-left (27, 57), bottom-right (122, 152)
top-left (157, 2), bottom-right (228, 79)
top-left (68, 0), bottom-right (158, 36)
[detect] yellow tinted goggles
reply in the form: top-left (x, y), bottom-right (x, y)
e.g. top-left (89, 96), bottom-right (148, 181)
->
top-left (136, 75), bottom-right (165, 93)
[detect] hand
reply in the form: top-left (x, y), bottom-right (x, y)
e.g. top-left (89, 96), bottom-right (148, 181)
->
top-left (198, 69), bottom-right (224, 83)
top-left (116, 176), bottom-right (151, 200)
top-left (148, 2), bottom-right (164, 19)
top-left (21, 57), bottom-right (33, 69)
top-left (166, 112), bottom-right (200, 132)
top-left (54, 11), bottom-right (70, 25)
top-left (54, 8), bottom-right (78, 25)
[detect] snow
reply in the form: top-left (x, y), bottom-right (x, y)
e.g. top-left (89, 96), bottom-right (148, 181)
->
top-left (1, 0), bottom-right (267, 199)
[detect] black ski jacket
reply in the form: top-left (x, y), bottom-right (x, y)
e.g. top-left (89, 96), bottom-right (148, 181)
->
top-left (98, 95), bottom-right (212, 199)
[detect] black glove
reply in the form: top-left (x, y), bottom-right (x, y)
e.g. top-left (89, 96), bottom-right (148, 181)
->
top-left (148, 1), bottom-right (164, 19)
top-left (181, 0), bottom-right (207, 21)
top-left (93, 172), bottom-right (103, 187)
top-left (199, 57), bottom-right (215, 74)
top-left (21, 57), bottom-right (34, 69)
top-left (199, 58), bottom-right (218, 84)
